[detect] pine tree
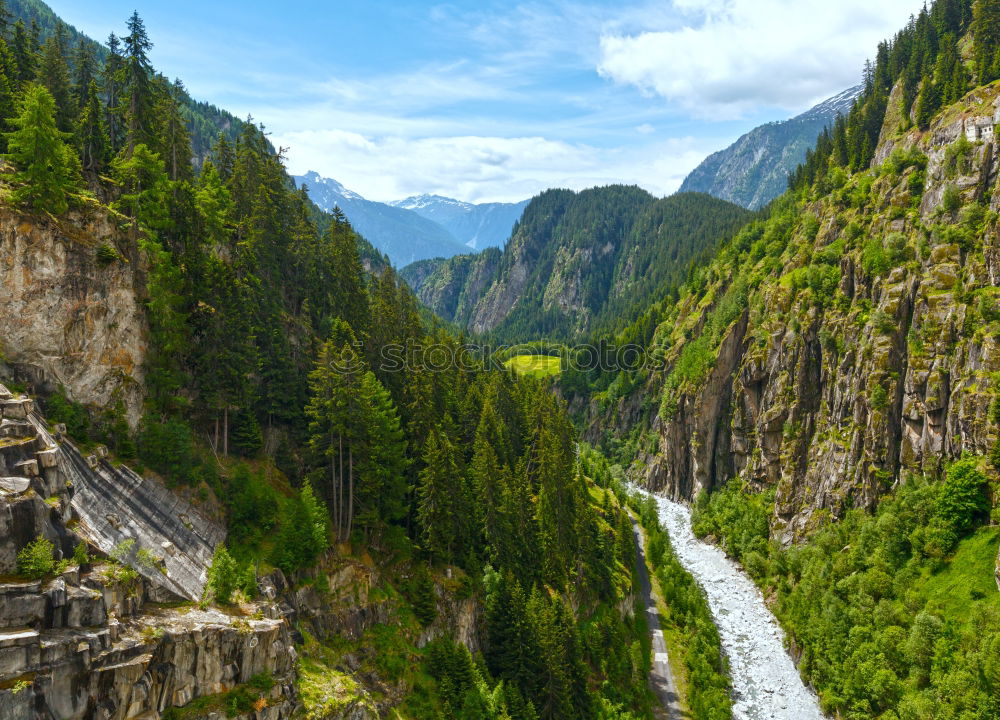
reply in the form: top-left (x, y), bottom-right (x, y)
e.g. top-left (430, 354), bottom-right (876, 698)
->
top-left (354, 370), bottom-right (408, 529)
top-left (974, 0), bottom-right (1000, 82)
top-left (77, 80), bottom-right (110, 174)
top-left (103, 34), bottom-right (124, 153)
top-left (417, 427), bottom-right (468, 562)
top-left (0, 0), bottom-right (11, 37)
top-left (119, 12), bottom-right (157, 153)
top-left (156, 79), bottom-right (192, 181)
top-left (5, 84), bottom-right (82, 214)
top-left (71, 39), bottom-right (97, 111)
top-left (327, 207), bottom-right (370, 333)
top-left (0, 38), bottom-right (17, 142)
top-left (36, 35), bottom-right (74, 132)
top-left (306, 330), bottom-right (362, 540)
top-left (10, 20), bottom-right (35, 89)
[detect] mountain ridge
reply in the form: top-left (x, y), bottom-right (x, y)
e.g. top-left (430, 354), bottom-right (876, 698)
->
top-left (294, 171), bottom-right (527, 265)
top-left (679, 84), bottom-right (863, 209)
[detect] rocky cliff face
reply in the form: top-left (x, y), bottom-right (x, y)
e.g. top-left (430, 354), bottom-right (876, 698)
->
top-left (0, 208), bottom-right (147, 427)
top-left (0, 384), bottom-right (297, 719)
top-left (633, 83), bottom-right (1000, 540)
top-left (0, 381), bottom-right (484, 719)
top-left (680, 86), bottom-right (863, 210)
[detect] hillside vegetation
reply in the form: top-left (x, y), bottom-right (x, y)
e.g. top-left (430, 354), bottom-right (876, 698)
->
top-left (403, 188), bottom-right (752, 343)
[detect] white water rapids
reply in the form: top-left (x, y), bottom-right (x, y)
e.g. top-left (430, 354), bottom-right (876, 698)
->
top-left (633, 487), bottom-right (826, 720)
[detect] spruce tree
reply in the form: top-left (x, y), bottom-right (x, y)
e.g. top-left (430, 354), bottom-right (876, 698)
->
top-left (10, 20), bottom-right (35, 89)
top-left (37, 35), bottom-right (74, 132)
top-left (103, 34), bottom-right (124, 153)
top-left (77, 80), bottom-right (110, 174)
top-left (5, 84), bottom-right (82, 214)
top-left (974, 0), bottom-right (1000, 82)
top-left (120, 12), bottom-right (157, 153)
top-left (417, 427), bottom-right (466, 562)
top-left (71, 39), bottom-right (97, 111)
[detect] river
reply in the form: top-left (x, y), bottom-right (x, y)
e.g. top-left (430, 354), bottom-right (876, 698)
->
top-left (633, 488), bottom-right (826, 720)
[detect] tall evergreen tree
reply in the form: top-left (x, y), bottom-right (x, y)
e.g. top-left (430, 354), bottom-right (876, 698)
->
top-left (77, 80), bottom-right (110, 174)
top-left (417, 427), bottom-right (470, 562)
top-left (120, 12), bottom-right (157, 153)
top-left (103, 34), bottom-right (124, 153)
top-left (974, 0), bottom-right (1000, 82)
top-left (10, 20), bottom-right (35, 89)
top-left (71, 39), bottom-right (97, 111)
top-left (5, 84), bottom-right (82, 214)
top-left (37, 35), bottom-right (73, 132)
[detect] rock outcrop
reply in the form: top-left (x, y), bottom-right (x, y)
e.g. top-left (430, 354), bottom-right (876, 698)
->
top-left (0, 208), bottom-right (147, 426)
top-left (0, 385), bottom-right (297, 719)
top-left (632, 84), bottom-right (1000, 540)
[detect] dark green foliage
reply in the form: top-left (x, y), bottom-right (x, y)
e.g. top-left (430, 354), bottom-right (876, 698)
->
top-left (271, 483), bottom-right (329, 575)
top-left (409, 566), bottom-right (438, 626)
top-left (17, 534), bottom-right (54, 579)
top-left (43, 386), bottom-right (89, 441)
top-left (5, 82), bottom-right (80, 213)
top-left (223, 466), bottom-right (279, 550)
top-left (691, 469), bottom-right (1000, 718)
top-left (136, 416), bottom-right (200, 485)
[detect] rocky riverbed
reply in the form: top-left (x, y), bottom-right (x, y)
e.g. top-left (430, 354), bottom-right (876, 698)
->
top-left (635, 488), bottom-right (826, 720)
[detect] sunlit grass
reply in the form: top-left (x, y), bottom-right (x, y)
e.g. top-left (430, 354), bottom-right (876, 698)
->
top-left (504, 354), bottom-right (562, 378)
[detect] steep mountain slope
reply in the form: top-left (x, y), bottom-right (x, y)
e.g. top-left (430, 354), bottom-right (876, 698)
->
top-left (403, 187), bottom-right (753, 342)
top-left (293, 171), bottom-right (469, 266)
top-left (680, 85), bottom-right (862, 210)
top-left (390, 194), bottom-right (529, 250)
top-left (0, 7), bottom-right (659, 719)
top-left (11, 0), bottom-right (250, 166)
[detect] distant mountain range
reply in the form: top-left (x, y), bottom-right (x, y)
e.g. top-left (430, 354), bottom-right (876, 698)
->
top-left (680, 85), bottom-right (863, 209)
top-left (401, 187), bottom-right (752, 342)
top-left (293, 172), bottom-right (527, 267)
top-left (390, 195), bottom-right (529, 251)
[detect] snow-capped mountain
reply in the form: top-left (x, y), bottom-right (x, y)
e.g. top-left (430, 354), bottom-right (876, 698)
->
top-left (390, 195), bottom-right (529, 251)
top-left (293, 171), bottom-right (470, 267)
top-left (679, 85), bottom-right (863, 210)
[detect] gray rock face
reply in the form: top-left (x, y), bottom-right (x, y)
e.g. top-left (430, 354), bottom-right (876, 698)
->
top-left (637, 84), bottom-right (1000, 540)
top-left (0, 395), bottom-right (298, 720)
top-left (0, 209), bottom-right (147, 427)
top-left (680, 86), bottom-right (863, 210)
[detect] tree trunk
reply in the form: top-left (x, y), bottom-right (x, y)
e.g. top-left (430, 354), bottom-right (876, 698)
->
top-left (213, 415), bottom-right (219, 453)
top-left (347, 448), bottom-right (354, 542)
top-left (223, 407), bottom-right (229, 457)
top-left (330, 428), bottom-right (337, 536)
top-left (339, 435), bottom-right (345, 543)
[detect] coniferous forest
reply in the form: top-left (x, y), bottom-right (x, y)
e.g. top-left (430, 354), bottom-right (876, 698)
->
top-left (3, 0), bottom-right (1000, 719)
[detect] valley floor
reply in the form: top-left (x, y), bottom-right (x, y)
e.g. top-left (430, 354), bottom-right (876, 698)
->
top-left (629, 515), bottom-right (683, 720)
top-left (638, 489), bottom-right (826, 720)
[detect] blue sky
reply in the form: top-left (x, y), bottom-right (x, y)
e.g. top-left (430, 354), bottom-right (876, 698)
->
top-left (53, 1), bottom-right (921, 202)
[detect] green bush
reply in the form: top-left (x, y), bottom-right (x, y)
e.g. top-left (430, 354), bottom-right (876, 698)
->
top-left (941, 184), bottom-right (962, 215)
top-left (44, 387), bottom-right (90, 442)
top-left (95, 243), bottom-right (123, 266)
top-left (137, 416), bottom-right (199, 484)
top-left (936, 457), bottom-right (989, 536)
top-left (17, 535), bottom-right (55, 579)
top-left (206, 544), bottom-right (238, 604)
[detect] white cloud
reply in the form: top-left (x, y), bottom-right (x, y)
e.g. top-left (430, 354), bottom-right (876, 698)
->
top-left (598, 0), bottom-right (921, 117)
top-left (275, 130), bottom-right (710, 204)
top-left (636, 123), bottom-right (656, 134)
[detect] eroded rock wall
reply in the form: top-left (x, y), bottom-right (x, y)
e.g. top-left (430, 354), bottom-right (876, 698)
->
top-left (0, 208), bottom-right (147, 426)
top-left (638, 85), bottom-right (1000, 540)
